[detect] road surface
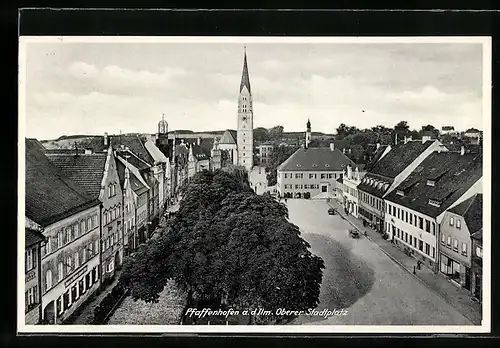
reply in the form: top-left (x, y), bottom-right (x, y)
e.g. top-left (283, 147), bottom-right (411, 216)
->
top-left (286, 199), bottom-right (472, 325)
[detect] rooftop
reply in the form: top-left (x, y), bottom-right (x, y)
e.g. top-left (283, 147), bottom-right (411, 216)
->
top-left (385, 151), bottom-right (482, 218)
top-left (278, 147), bottom-right (355, 172)
top-left (219, 130), bottom-right (237, 145)
top-left (25, 139), bottom-right (99, 227)
top-left (448, 193), bottom-right (483, 234)
top-left (25, 228), bottom-right (46, 248)
top-left (368, 140), bottom-right (435, 179)
top-left (87, 134), bottom-right (155, 165)
top-left (46, 152), bottom-right (108, 199)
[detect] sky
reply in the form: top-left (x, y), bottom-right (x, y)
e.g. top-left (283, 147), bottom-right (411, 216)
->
top-left (22, 40), bottom-right (485, 140)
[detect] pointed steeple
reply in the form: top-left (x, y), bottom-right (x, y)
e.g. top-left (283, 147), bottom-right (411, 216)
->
top-left (240, 45), bottom-right (251, 94)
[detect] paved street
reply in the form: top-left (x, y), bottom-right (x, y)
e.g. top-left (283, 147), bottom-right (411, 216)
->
top-left (286, 199), bottom-right (473, 325)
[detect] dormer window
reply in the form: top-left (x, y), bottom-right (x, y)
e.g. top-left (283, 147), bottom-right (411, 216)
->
top-left (296, 164), bottom-right (302, 167)
top-left (397, 190), bottom-right (404, 196)
top-left (312, 164), bottom-right (318, 168)
top-left (427, 180), bottom-right (435, 187)
top-left (325, 164), bottom-right (331, 167)
top-left (429, 199), bottom-right (441, 207)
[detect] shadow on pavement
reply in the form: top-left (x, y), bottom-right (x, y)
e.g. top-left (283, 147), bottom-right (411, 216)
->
top-left (300, 233), bottom-right (376, 324)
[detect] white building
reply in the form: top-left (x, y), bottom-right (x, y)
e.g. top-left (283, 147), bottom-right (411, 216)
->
top-left (342, 165), bottom-right (366, 218)
top-left (384, 150), bottom-right (483, 271)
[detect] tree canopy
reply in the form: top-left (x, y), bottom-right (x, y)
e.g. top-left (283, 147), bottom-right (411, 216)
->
top-left (120, 169), bottom-right (324, 324)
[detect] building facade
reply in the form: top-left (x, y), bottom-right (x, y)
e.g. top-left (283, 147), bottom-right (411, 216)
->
top-left (39, 206), bottom-right (101, 323)
top-left (25, 138), bottom-right (103, 324)
top-left (25, 228), bottom-right (45, 324)
top-left (257, 143), bottom-right (274, 165)
top-left (384, 151), bottom-right (482, 271)
top-left (471, 229), bottom-right (483, 302)
top-left (357, 140), bottom-right (445, 233)
top-left (438, 194), bottom-right (482, 290)
top-left (277, 144), bottom-right (354, 199)
top-left (342, 165), bottom-right (366, 218)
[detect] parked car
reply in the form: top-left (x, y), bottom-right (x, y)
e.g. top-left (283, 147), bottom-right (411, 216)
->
top-left (328, 208), bottom-right (336, 215)
top-left (349, 229), bottom-right (360, 239)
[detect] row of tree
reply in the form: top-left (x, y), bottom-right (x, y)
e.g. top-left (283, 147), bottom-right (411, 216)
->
top-left (120, 168), bottom-right (324, 325)
top-left (335, 121), bottom-right (446, 145)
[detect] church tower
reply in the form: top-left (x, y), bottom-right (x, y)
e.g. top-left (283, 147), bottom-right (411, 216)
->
top-left (305, 118), bottom-right (312, 148)
top-left (237, 46), bottom-right (254, 171)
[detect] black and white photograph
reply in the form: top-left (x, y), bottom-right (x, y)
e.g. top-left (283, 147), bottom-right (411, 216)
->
top-left (18, 36), bottom-right (491, 333)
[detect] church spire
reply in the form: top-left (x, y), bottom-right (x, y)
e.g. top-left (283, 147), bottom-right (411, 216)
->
top-left (240, 45), bottom-right (251, 94)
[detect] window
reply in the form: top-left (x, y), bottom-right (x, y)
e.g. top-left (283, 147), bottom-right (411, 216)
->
top-left (74, 252), bottom-right (80, 269)
top-left (58, 262), bottom-right (64, 281)
top-left (284, 173), bottom-right (288, 179)
top-left (87, 217), bottom-right (92, 230)
top-left (25, 286), bottom-right (37, 308)
top-left (67, 256), bottom-right (72, 272)
top-left (449, 217), bottom-right (454, 226)
top-left (441, 234), bottom-right (446, 245)
top-left (107, 260), bottom-right (114, 273)
top-left (80, 220), bottom-right (86, 234)
top-left (432, 222), bottom-right (436, 235)
top-left (431, 247), bottom-right (435, 258)
top-left (476, 246), bottom-right (483, 258)
top-left (418, 217), bottom-right (423, 230)
top-left (456, 219), bottom-right (461, 229)
top-left (74, 224), bottom-right (79, 238)
top-left (409, 213), bottom-right (413, 224)
top-left (65, 227), bottom-right (72, 244)
top-left (25, 249), bottom-right (34, 272)
top-left (429, 199), bottom-right (441, 207)
top-left (57, 231), bottom-right (63, 248)
top-left (328, 173), bottom-right (334, 179)
top-left (425, 220), bottom-right (431, 233)
top-left (93, 215), bottom-right (98, 228)
top-left (45, 238), bottom-right (52, 255)
top-left (409, 235), bottom-right (413, 245)
top-left (453, 239), bottom-right (459, 252)
top-left (321, 174), bottom-right (326, 179)
top-left (419, 240), bottom-right (423, 251)
top-left (461, 242), bottom-right (467, 256)
top-left (45, 269), bottom-right (52, 290)
top-left (425, 243), bottom-right (430, 255)
top-left (94, 240), bottom-right (99, 254)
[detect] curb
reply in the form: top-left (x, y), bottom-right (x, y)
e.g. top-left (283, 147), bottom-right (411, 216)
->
top-left (325, 200), bottom-right (479, 325)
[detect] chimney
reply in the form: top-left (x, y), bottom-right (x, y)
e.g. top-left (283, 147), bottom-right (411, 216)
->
top-left (460, 146), bottom-right (465, 156)
top-left (422, 135), bottom-right (431, 143)
top-left (347, 165), bottom-right (352, 179)
top-left (84, 149), bottom-right (92, 155)
top-left (395, 133), bottom-right (398, 145)
top-left (330, 143), bottom-right (335, 151)
top-left (342, 148), bottom-right (345, 154)
top-left (197, 137), bottom-right (201, 146)
top-left (376, 142), bottom-right (380, 150)
top-left (104, 132), bottom-right (108, 146)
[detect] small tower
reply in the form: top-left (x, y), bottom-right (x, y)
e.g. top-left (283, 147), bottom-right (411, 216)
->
top-left (305, 118), bottom-right (312, 148)
top-left (158, 113), bottom-right (168, 135)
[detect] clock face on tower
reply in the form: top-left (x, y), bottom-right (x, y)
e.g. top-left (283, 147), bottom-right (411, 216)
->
top-left (242, 116), bottom-right (247, 121)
